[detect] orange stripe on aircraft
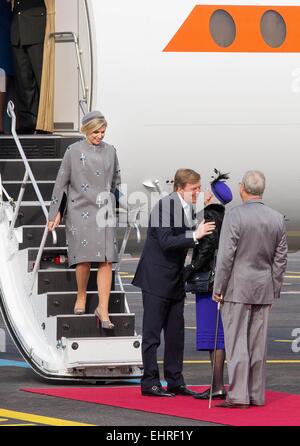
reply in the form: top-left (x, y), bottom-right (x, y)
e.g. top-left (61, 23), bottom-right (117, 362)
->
top-left (164, 5), bottom-right (300, 52)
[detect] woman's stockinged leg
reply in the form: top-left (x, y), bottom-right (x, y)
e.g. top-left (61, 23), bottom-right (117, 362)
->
top-left (97, 262), bottom-right (113, 322)
top-left (74, 262), bottom-right (91, 314)
top-left (209, 349), bottom-right (226, 391)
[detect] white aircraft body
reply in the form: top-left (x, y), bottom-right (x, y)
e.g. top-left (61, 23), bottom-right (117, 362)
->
top-left (55, 0), bottom-right (300, 248)
top-left (1, 0), bottom-right (300, 380)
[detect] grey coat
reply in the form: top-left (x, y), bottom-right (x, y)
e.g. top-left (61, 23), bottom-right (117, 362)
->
top-left (213, 200), bottom-right (288, 304)
top-left (48, 139), bottom-right (121, 267)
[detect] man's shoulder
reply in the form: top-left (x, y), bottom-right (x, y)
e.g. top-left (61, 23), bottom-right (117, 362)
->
top-left (150, 192), bottom-right (180, 221)
top-left (225, 203), bottom-right (244, 218)
top-left (162, 192), bottom-right (177, 201)
top-left (227, 201), bottom-right (284, 223)
top-left (155, 192), bottom-right (178, 207)
top-left (245, 201), bottom-right (283, 219)
top-left (260, 204), bottom-right (284, 223)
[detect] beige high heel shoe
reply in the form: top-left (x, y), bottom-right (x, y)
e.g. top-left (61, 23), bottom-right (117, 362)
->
top-left (94, 308), bottom-right (114, 329)
top-left (74, 296), bottom-right (86, 315)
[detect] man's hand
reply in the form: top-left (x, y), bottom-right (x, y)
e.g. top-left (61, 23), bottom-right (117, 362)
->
top-left (48, 212), bottom-right (61, 232)
top-left (194, 219), bottom-right (216, 240)
top-left (213, 293), bottom-right (224, 304)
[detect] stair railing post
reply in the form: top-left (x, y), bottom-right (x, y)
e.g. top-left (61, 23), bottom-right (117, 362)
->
top-left (8, 170), bottom-right (29, 239)
top-left (115, 207), bottom-right (141, 316)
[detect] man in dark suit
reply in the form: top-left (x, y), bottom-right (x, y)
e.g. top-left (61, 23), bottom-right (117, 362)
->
top-left (10, 0), bottom-right (46, 133)
top-left (132, 169), bottom-right (215, 397)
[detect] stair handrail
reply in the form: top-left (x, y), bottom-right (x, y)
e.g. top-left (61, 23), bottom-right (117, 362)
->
top-left (7, 101), bottom-right (57, 295)
top-left (116, 206), bottom-right (141, 274)
top-left (115, 206), bottom-right (141, 315)
top-left (50, 31), bottom-right (90, 113)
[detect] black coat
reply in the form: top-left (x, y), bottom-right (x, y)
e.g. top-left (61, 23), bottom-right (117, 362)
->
top-left (11, 0), bottom-right (46, 46)
top-left (184, 204), bottom-right (225, 280)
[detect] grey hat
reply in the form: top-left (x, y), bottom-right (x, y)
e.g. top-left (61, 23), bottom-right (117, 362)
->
top-left (81, 110), bottom-right (105, 125)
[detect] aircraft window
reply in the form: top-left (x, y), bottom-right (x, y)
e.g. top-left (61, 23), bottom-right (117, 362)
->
top-left (260, 10), bottom-right (286, 48)
top-left (209, 10), bottom-right (236, 48)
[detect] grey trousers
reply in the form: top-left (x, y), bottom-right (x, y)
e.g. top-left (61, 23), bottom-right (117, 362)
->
top-left (221, 301), bottom-right (271, 405)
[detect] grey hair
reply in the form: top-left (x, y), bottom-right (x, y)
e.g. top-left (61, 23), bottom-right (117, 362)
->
top-left (241, 170), bottom-right (266, 196)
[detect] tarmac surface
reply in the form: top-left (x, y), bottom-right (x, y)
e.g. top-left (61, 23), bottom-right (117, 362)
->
top-left (0, 252), bottom-right (300, 427)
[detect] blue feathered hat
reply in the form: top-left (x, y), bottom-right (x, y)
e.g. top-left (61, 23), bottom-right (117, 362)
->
top-left (210, 169), bottom-right (233, 205)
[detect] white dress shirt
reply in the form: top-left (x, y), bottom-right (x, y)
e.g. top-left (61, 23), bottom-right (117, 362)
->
top-left (177, 193), bottom-right (199, 244)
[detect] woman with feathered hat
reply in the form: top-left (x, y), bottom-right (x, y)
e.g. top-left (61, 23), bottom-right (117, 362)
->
top-left (184, 169), bottom-right (233, 400)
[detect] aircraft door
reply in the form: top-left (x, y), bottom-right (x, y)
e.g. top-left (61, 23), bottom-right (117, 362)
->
top-left (54, 0), bottom-right (92, 133)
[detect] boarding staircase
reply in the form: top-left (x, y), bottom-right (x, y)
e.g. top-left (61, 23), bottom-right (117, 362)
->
top-left (0, 105), bottom-right (143, 381)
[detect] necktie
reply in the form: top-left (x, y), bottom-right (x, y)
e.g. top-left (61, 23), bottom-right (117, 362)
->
top-left (184, 204), bottom-right (193, 228)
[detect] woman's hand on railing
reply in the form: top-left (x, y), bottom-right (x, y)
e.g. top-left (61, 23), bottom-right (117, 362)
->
top-left (48, 212), bottom-right (61, 232)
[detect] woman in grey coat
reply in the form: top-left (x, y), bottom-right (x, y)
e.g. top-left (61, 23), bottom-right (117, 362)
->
top-left (48, 111), bottom-right (121, 329)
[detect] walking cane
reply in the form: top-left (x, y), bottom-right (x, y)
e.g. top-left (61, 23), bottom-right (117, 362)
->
top-left (209, 301), bottom-right (221, 409)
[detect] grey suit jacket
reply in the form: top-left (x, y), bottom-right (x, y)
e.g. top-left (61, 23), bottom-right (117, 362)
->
top-left (213, 200), bottom-right (288, 304)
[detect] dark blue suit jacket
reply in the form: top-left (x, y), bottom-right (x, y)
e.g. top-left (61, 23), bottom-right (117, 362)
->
top-left (11, 0), bottom-right (46, 46)
top-left (132, 192), bottom-right (196, 300)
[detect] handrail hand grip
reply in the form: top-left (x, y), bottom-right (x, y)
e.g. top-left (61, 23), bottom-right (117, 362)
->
top-left (52, 230), bottom-right (57, 245)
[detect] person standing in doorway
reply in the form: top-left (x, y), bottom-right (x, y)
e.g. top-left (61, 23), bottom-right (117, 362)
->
top-left (0, 0), bottom-right (13, 134)
top-left (10, 0), bottom-right (46, 134)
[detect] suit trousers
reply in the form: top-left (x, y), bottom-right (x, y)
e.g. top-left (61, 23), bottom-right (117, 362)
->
top-left (221, 301), bottom-right (271, 405)
top-left (12, 43), bottom-right (44, 130)
top-left (141, 291), bottom-right (185, 390)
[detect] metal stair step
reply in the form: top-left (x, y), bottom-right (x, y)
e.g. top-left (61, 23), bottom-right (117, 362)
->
top-left (3, 181), bottom-right (55, 202)
top-left (0, 159), bottom-right (61, 181)
top-left (56, 314), bottom-right (135, 339)
top-left (16, 203), bottom-right (51, 226)
top-left (27, 247), bottom-right (114, 271)
top-left (47, 291), bottom-right (125, 317)
top-left (20, 225), bottom-right (66, 248)
top-left (28, 247), bottom-right (68, 271)
top-left (63, 336), bottom-right (142, 371)
top-left (0, 135), bottom-right (81, 159)
top-left (38, 269), bottom-right (116, 294)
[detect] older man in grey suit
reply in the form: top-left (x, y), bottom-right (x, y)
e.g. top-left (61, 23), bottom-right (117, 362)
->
top-left (213, 170), bottom-right (288, 409)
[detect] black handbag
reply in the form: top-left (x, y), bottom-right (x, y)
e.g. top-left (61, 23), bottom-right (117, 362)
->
top-left (185, 250), bottom-right (217, 294)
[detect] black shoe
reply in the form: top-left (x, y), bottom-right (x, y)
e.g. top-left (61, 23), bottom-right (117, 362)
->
top-left (141, 386), bottom-right (175, 397)
top-left (216, 401), bottom-right (249, 409)
top-left (18, 127), bottom-right (35, 135)
top-left (167, 385), bottom-right (197, 396)
top-left (193, 388), bottom-right (227, 400)
top-left (35, 129), bottom-right (53, 135)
